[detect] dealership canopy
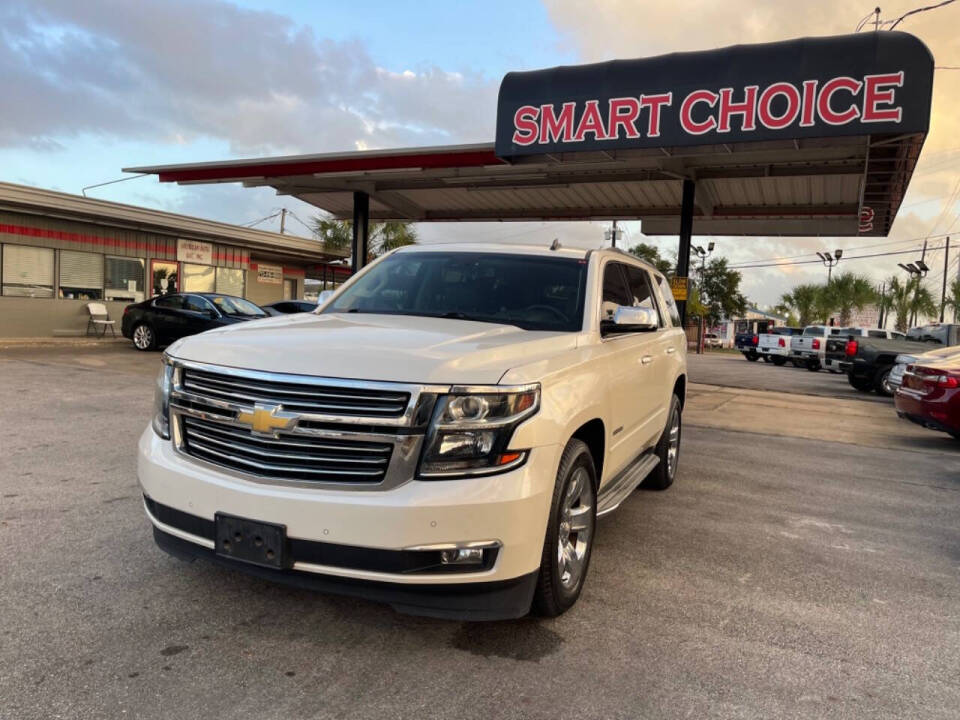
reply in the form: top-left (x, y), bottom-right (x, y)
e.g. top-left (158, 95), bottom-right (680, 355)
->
top-left (128, 30), bottom-right (934, 305)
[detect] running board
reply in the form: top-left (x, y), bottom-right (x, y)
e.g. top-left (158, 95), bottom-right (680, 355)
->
top-left (596, 452), bottom-right (660, 517)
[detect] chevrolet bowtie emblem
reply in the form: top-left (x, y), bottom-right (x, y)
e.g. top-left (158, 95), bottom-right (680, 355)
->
top-left (237, 403), bottom-right (297, 436)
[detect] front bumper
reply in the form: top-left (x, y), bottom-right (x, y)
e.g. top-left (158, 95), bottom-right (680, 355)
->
top-left (138, 428), bottom-right (558, 616)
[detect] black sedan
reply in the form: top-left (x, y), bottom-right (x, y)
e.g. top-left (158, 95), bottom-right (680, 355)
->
top-left (121, 293), bottom-right (268, 351)
top-left (262, 300), bottom-right (318, 316)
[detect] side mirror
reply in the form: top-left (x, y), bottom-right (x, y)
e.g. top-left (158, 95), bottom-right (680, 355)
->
top-left (317, 290), bottom-right (334, 306)
top-left (602, 306), bottom-right (658, 335)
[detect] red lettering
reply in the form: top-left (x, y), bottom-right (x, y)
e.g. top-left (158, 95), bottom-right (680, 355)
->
top-left (574, 100), bottom-right (608, 141)
top-left (539, 102), bottom-right (576, 143)
top-left (817, 77), bottom-right (862, 125)
top-left (800, 80), bottom-right (818, 127)
top-left (862, 72), bottom-right (903, 123)
top-left (640, 92), bottom-right (672, 137)
top-left (757, 82), bottom-right (801, 130)
top-left (717, 86), bottom-right (758, 133)
top-left (680, 90), bottom-right (719, 135)
top-left (512, 105), bottom-right (540, 145)
top-left (607, 97), bottom-right (641, 139)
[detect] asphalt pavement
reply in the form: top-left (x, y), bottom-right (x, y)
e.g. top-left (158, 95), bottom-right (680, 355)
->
top-left (1, 344), bottom-right (959, 719)
top-left (688, 351), bottom-right (890, 404)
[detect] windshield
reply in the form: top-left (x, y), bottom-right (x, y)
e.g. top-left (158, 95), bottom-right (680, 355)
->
top-left (324, 251), bottom-right (587, 332)
top-left (210, 296), bottom-right (267, 317)
top-left (803, 326), bottom-right (825, 336)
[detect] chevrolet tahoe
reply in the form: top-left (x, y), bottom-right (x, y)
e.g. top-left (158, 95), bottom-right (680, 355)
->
top-left (139, 244), bottom-right (687, 619)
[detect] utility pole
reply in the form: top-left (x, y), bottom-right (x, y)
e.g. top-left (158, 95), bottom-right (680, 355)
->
top-left (280, 208), bottom-right (287, 234)
top-left (605, 220), bottom-right (620, 248)
top-left (940, 237), bottom-right (950, 322)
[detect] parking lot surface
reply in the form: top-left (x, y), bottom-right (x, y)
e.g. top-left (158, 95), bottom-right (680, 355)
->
top-left (2, 344), bottom-right (959, 719)
top-left (689, 351), bottom-right (889, 404)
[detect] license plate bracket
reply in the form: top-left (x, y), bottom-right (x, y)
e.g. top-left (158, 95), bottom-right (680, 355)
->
top-left (215, 513), bottom-right (287, 569)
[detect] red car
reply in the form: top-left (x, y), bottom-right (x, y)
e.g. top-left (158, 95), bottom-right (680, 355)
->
top-left (895, 355), bottom-right (960, 440)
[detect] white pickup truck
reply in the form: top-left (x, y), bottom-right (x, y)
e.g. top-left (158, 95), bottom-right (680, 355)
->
top-left (139, 244), bottom-right (687, 619)
top-left (756, 326), bottom-right (803, 365)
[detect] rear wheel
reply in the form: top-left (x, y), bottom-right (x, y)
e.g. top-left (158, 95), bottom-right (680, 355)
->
top-left (532, 439), bottom-right (597, 617)
top-left (745, 353), bottom-right (759, 362)
top-left (771, 357), bottom-right (787, 366)
top-left (875, 367), bottom-right (895, 396)
top-left (806, 359), bottom-right (821, 372)
top-left (132, 323), bottom-right (156, 351)
top-left (643, 394), bottom-right (682, 491)
top-left (762, 355), bottom-right (773, 363)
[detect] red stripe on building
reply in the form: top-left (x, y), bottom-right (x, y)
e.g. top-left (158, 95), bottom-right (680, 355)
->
top-left (0, 223), bottom-right (175, 258)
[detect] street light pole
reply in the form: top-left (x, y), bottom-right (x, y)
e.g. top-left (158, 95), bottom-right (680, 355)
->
top-left (817, 248), bottom-right (843, 282)
top-left (692, 242), bottom-right (715, 355)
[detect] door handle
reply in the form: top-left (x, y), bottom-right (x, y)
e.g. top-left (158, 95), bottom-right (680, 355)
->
top-left (665, 347), bottom-right (676, 354)
top-left (641, 355), bottom-right (653, 365)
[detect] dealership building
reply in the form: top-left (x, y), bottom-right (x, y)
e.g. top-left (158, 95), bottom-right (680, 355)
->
top-left (0, 182), bottom-right (349, 338)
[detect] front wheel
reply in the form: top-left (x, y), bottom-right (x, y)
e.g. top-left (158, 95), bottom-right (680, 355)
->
top-left (875, 368), bottom-right (895, 396)
top-left (643, 394), bottom-right (682, 491)
top-left (532, 439), bottom-right (597, 617)
top-left (132, 323), bottom-right (156, 351)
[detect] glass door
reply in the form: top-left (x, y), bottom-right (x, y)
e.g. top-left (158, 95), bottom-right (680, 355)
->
top-left (150, 260), bottom-right (180, 297)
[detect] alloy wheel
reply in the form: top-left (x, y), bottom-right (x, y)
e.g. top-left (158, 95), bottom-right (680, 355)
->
top-left (666, 406), bottom-right (681, 478)
top-left (133, 325), bottom-right (152, 350)
top-left (557, 467), bottom-right (593, 590)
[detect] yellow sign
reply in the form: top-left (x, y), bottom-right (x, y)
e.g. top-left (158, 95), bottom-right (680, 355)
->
top-left (237, 403), bottom-right (297, 435)
top-left (670, 276), bottom-right (688, 301)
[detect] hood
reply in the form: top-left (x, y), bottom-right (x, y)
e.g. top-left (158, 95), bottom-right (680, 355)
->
top-left (167, 312), bottom-right (579, 385)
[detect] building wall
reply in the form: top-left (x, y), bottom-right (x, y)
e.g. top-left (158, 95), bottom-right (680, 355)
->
top-left (1, 298), bottom-right (130, 337)
top-left (0, 211), bottom-right (315, 338)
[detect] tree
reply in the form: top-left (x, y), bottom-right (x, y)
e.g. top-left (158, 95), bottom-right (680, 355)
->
top-left (627, 242), bottom-right (673, 276)
top-left (812, 285), bottom-right (836, 325)
top-left (698, 257), bottom-right (747, 327)
top-left (877, 276), bottom-right (898, 328)
top-left (823, 271), bottom-right (878, 326)
top-left (907, 276), bottom-right (937, 327)
top-left (942, 278), bottom-right (960, 323)
top-left (311, 217), bottom-right (418, 260)
top-left (887, 276), bottom-right (935, 332)
top-left (888, 277), bottom-right (912, 332)
top-left (779, 284), bottom-right (822, 326)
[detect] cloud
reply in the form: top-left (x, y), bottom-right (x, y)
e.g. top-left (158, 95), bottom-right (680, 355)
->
top-left (0, 0), bottom-right (498, 155)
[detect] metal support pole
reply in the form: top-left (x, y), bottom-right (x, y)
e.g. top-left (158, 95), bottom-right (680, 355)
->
top-left (940, 236), bottom-right (950, 323)
top-left (676, 179), bottom-right (696, 328)
top-left (351, 192), bottom-right (370, 275)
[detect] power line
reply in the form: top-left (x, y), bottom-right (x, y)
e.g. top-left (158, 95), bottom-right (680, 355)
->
top-left (81, 173), bottom-right (148, 197)
top-left (729, 243), bottom-right (949, 270)
top-left (888, 0), bottom-right (956, 30)
top-left (243, 211), bottom-right (281, 228)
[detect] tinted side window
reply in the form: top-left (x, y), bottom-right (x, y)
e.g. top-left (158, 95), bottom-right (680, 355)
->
top-left (868, 330), bottom-right (886, 338)
top-left (154, 295), bottom-right (184, 309)
top-left (623, 265), bottom-right (662, 326)
top-left (184, 295), bottom-right (213, 313)
top-left (655, 274), bottom-right (682, 327)
top-left (601, 263), bottom-right (632, 320)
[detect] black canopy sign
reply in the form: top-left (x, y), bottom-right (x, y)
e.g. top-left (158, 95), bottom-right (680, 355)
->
top-left (495, 32), bottom-right (933, 158)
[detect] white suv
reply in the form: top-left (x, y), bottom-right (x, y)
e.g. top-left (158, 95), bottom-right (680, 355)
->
top-left (139, 244), bottom-right (687, 619)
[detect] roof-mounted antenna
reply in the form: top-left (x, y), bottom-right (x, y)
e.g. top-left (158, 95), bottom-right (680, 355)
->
top-left (550, 238), bottom-right (562, 251)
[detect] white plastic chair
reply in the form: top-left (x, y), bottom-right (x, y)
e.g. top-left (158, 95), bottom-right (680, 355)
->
top-left (86, 302), bottom-right (117, 338)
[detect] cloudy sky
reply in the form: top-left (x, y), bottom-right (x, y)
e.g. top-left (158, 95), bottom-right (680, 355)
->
top-left (3, 0), bottom-right (959, 306)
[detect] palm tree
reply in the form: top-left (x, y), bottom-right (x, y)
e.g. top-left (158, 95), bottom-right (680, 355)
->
top-left (907, 276), bottom-right (937, 327)
top-left (888, 277), bottom-right (912, 332)
top-left (311, 217), bottom-right (418, 260)
top-left (812, 285), bottom-right (836, 325)
top-left (877, 276), bottom-right (898, 328)
top-left (824, 272), bottom-right (878, 326)
top-left (942, 278), bottom-right (960, 323)
top-left (779, 284), bottom-right (821, 326)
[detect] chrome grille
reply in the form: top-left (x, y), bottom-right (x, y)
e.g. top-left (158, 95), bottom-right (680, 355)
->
top-left (181, 416), bottom-right (393, 483)
top-left (181, 367), bottom-right (411, 418)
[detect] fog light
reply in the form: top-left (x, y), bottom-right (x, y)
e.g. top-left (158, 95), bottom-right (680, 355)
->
top-left (440, 548), bottom-right (484, 565)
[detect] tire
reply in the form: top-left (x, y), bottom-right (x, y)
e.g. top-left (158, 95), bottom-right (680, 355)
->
top-left (875, 367), bottom-right (895, 396)
top-left (762, 355), bottom-right (773, 363)
top-left (532, 439), bottom-right (597, 618)
top-left (848, 373), bottom-right (874, 392)
top-left (806, 359), bottom-right (821, 372)
top-left (642, 394), bottom-right (682, 491)
top-left (745, 353), bottom-right (759, 362)
top-left (132, 323), bottom-right (157, 351)
top-left (771, 357), bottom-right (787, 366)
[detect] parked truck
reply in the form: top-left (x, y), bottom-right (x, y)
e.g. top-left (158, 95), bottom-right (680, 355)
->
top-left (735, 319), bottom-right (775, 361)
top-left (756, 326), bottom-right (803, 365)
top-left (138, 244), bottom-right (687, 619)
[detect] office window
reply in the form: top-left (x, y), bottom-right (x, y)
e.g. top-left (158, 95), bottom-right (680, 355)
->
top-left (105, 256), bottom-right (145, 303)
top-left (215, 267), bottom-right (244, 297)
top-left (59, 250), bottom-right (104, 299)
top-left (2, 244), bottom-right (55, 297)
top-left (182, 263), bottom-right (215, 293)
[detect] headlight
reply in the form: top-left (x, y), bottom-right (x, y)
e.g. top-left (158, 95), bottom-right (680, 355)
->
top-left (152, 355), bottom-right (175, 439)
top-left (418, 385), bottom-right (540, 478)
